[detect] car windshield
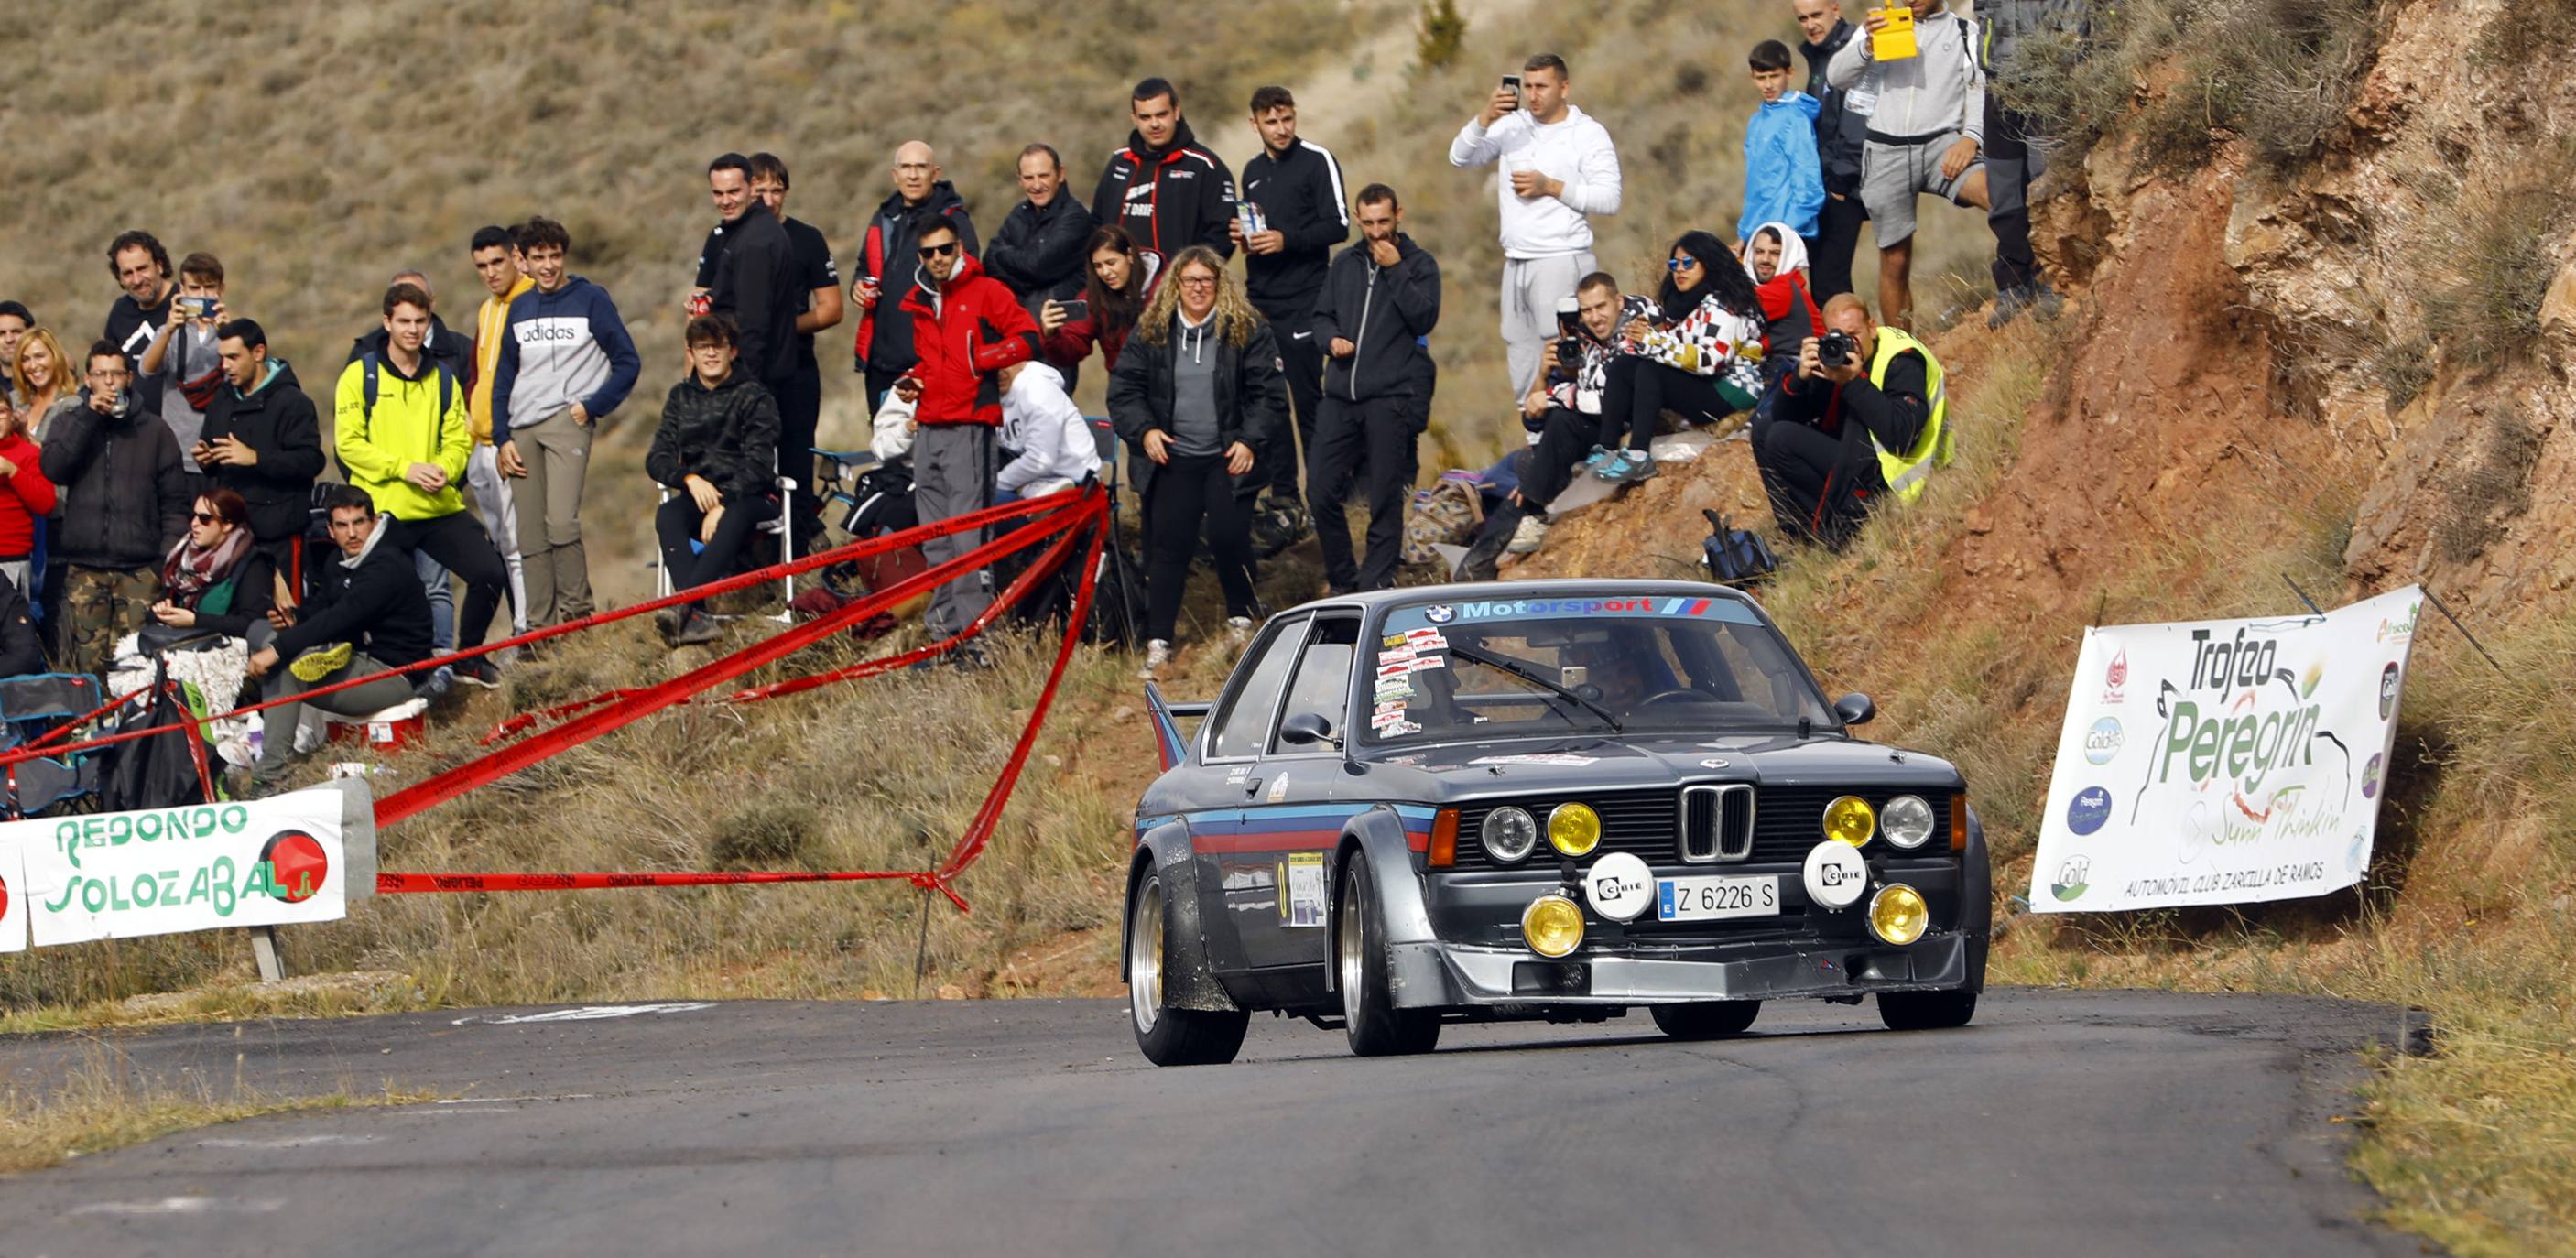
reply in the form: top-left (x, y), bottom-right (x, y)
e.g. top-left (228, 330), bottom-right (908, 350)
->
top-left (1363, 594), bottom-right (1835, 744)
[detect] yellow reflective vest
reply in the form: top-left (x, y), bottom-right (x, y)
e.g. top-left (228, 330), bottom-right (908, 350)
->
top-left (1866, 326), bottom-right (1951, 504)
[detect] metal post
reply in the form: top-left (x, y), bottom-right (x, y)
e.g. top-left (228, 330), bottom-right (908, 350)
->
top-left (251, 926), bottom-right (288, 982)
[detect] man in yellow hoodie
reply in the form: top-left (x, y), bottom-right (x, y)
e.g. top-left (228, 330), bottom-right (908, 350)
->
top-left (334, 280), bottom-right (508, 687)
top-left (465, 224), bottom-right (531, 637)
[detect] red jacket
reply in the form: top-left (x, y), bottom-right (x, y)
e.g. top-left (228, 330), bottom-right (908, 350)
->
top-left (899, 255), bottom-right (1039, 427)
top-left (0, 432), bottom-right (59, 559)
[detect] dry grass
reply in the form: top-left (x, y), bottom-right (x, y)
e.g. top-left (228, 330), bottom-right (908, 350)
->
top-left (0, 1046), bottom-right (432, 1173)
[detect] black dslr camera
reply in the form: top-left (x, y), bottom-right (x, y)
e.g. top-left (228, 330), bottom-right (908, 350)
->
top-left (1816, 330), bottom-right (1859, 368)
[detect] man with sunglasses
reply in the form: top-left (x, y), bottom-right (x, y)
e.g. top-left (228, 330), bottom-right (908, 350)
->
top-left (890, 215), bottom-right (1038, 662)
top-left (41, 342), bottom-right (190, 677)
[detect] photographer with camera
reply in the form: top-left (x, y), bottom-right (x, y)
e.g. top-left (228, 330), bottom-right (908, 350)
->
top-left (1753, 292), bottom-right (1950, 547)
top-left (1505, 271), bottom-right (1660, 556)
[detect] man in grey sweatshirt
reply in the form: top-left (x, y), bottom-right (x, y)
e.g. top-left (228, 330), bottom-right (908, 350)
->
top-left (1828, 0), bottom-right (1991, 331)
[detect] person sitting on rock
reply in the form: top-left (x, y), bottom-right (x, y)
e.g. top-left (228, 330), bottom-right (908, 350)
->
top-left (1592, 231), bottom-right (1766, 486)
top-left (147, 487), bottom-right (277, 640)
top-left (238, 485), bottom-right (435, 793)
top-left (1752, 293), bottom-right (1950, 547)
top-left (1744, 222), bottom-right (1822, 386)
top-left (1505, 271), bottom-right (1660, 556)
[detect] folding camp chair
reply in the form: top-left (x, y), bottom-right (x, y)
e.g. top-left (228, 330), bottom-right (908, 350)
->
top-left (653, 457), bottom-right (799, 624)
top-left (0, 673), bottom-right (106, 817)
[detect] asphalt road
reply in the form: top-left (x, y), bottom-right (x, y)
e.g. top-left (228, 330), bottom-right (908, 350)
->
top-left (0, 991), bottom-right (2426, 1257)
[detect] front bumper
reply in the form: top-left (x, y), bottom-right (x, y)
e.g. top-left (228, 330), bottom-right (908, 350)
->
top-left (1386, 931), bottom-right (1976, 1009)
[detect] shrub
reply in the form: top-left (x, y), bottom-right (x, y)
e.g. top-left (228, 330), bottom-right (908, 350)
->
top-left (2421, 179), bottom-right (2570, 372)
top-left (1416, 0), bottom-right (1466, 72)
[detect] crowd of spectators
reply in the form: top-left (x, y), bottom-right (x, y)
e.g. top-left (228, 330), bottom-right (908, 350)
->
top-left (0, 0), bottom-right (2066, 794)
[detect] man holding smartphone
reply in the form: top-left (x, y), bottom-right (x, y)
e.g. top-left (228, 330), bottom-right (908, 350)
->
top-left (1235, 85), bottom-right (1349, 523)
top-left (138, 252), bottom-right (228, 481)
top-left (985, 144), bottom-right (1098, 392)
top-left (1448, 53), bottom-right (1624, 402)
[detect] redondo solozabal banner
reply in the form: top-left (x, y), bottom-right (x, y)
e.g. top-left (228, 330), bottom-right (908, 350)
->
top-left (2, 786), bottom-right (354, 949)
top-left (2029, 586), bottom-right (2422, 913)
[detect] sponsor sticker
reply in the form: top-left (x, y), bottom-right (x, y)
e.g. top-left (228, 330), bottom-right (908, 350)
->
top-left (2379, 662), bottom-right (2401, 720)
top-left (2050, 856), bottom-right (2092, 903)
top-left (2082, 717), bottom-right (2124, 765)
top-left (2065, 786), bottom-right (2113, 837)
top-left (1584, 852), bottom-right (1654, 922)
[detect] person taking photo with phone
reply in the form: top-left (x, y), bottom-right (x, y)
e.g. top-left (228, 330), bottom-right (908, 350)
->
top-left (1447, 53), bottom-right (1623, 402)
top-left (985, 144), bottom-right (1098, 390)
top-left (138, 252), bottom-right (231, 482)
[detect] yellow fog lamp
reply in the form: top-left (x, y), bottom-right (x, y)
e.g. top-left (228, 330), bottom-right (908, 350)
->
top-left (1521, 895), bottom-right (1587, 958)
top-left (1546, 802), bottom-right (1602, 857)
top-left (1822, 795), bottom-right (1876, 847)
top-left (1867, 884), bottom-right (1930, 946)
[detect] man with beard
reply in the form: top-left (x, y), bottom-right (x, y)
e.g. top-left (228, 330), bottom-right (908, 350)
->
top-left (1306, 185), bottom-right (1440, 594)
top-left (1091, 77), bottom-right (1237, 262)
top-left (850, 140), bottom-right (978, 415)
top-left (103, 230), bottom-right (177, 407)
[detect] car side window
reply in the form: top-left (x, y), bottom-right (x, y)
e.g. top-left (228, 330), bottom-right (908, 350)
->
top-left (1268, 616), bottom-right (1359, 754)
top-left (1208, 615), bottom-right (1310, 761)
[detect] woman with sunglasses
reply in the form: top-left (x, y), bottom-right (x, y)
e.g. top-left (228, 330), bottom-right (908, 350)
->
top-left (1591, 231), bottom-right (1767, 484)
top-left (149, 487), bottom-right (277, 640)
top-left (1107, 245), bottom-right (1288, 678)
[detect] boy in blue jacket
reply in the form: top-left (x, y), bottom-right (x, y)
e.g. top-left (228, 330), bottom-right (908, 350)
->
top-left (1738, 40), bottom-right (1825, 248)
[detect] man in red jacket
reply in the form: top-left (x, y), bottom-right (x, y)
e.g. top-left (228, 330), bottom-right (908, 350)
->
top-left (891, 214), bottom-right (1038, 664)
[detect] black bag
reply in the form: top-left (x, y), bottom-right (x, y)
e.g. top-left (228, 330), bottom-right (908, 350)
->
top-left (1701, 510), bottom-right (1779, 587)
top-left (97, 666), bottom-right (222, 810)
top-left (841, 461), bottom-right (918, 538)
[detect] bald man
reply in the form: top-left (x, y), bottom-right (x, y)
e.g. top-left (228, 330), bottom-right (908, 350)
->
top-left (849, 139), bottom-right (979, 415)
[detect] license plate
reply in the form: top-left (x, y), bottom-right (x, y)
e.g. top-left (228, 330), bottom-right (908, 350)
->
top-left (1657, 874), bottom-right (1781, 922)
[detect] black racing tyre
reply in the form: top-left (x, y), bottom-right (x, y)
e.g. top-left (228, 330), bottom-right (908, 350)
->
top-left (1127, 871), bottom-right (1249, 1066)
top-left (1337, 855), bottom-right (1441, 1057)
top-left (1649, 1000), bottom-right (1763, 1040)
top-left (1877, 990), bottom-right (1979, 1031)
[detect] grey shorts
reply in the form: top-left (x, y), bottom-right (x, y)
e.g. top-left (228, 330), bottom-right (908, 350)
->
top-left (1861, 132), bottom-right (1985, 246)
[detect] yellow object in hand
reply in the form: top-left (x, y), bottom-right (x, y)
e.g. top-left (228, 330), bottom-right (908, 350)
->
top-left (1871, 6), bottom-right (1918, 60)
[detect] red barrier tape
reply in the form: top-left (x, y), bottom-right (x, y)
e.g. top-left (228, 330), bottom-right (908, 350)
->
top-left (0, 486), bottom-right (1095, 772)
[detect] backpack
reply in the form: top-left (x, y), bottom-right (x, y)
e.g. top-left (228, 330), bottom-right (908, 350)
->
top-left (1701, 510), bottom-right (1779, 587)
top-left (1400, 472), bottom-right (1486, 567)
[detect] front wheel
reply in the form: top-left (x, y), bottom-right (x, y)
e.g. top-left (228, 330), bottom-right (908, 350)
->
top-left (1650, 1000), bottom-right (1762, 1040)
top-left (1877, 990), bottom-right (1978, 1031)
top-left (1128, 871), bottom-right (1249, 1066)
top-left (1337, 856), bottom-right (1440, 1057)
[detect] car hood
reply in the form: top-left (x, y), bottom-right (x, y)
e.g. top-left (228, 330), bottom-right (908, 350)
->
top-left (1357, 732), bottom-right (1962, 804)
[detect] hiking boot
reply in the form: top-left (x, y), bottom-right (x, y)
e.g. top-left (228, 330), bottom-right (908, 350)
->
top-left (451, 656), bottom-right (504, 688)
top-left (1602, 450), bottom-right (1658, 484)
top-left (671, 611), bottom-right (723, 647)
top-left (2029, 282), bottom-right (2065, 323)
top-left (952, 641), bottom-right (995, 672)
top-left (418, 665), bottom-right (455, 700)
top-left (1579, 445), bottom-right (1616, 475)
top-left (1226, 615), bottom-right (1255, 647)
top-left (654, 605), bottom-right (684, 642)
top-left (1139, 638), bottom-right (1172, 679)
top-left (288, 641), bottom-right (353, 683)
top-left (1505, 514), bottom-right (1551, 556)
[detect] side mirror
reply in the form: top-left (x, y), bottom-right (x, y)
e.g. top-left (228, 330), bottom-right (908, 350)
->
top-left (1279, 711), bottom-right (1338, 747)
top-left (1834, 693), bottom-right (1876, 727)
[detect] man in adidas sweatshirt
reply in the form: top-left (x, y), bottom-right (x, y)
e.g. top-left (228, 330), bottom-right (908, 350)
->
top-left (493, 216), bottom-right (640, 629)
top-left (1090, 77), bottom-right (1237, 263)
top-left (1235, 84), bottom-right (1350, 509)
top-left (1449, 53), bottom-right (1623, 402)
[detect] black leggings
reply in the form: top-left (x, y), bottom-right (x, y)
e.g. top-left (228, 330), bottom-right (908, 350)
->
top-left (1750, 410), bottom-right (1876, 548)
top-left (1517, 405), bottom-right (1600, 516)
top-left (1601, 355), bottom-right (1755, 451)
top-left (657, 492), bottom-right (783, 611)
top-left (1143, 454), bottom-right (1256, 642)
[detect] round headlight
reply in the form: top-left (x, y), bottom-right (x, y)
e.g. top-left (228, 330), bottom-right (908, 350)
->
top-left (1882, 795), bottom-right (1936, 849)
top-left (1546, 803), bottom-right (1602, 857)
top-left (1521, 895), bottom-right (1586, 958)
top-left (1822, 795), bottom-right (1876, 847)
top-left (1482, 807), bottom-right (1539, 862)
top-left (1868, 884), bottom-right (1929, 946)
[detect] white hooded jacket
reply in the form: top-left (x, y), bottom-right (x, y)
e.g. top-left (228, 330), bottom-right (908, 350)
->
top-left (995, 362), bottom-right (1101, 497)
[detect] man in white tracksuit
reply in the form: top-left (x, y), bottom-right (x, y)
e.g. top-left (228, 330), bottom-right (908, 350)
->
top-left (1448, 53), bottom-right (1622, 402)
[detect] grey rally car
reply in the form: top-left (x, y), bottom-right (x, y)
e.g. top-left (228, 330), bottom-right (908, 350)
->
top-left (1123, 580), bottom-right (1991, 1065)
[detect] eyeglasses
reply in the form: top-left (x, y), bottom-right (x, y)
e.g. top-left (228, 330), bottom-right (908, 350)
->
top-left (1667, 256), bottom-right (1701, 272)
top-left (1177, 275), bottom-right (1219, 289)
top-left (918, 241), bottom-right (960, 260)
top-left (191, 511), bottom-right (221, 524)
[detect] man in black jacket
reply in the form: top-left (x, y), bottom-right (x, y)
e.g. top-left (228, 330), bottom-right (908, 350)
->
top-left (242, 485), bottom-right (433, 789)
top-left (747, 152), bottom-right (842, 535)
top-left (1235, 85), bottom-right (1351, 511)
top-left (1794, 0), bottom-right (1871, 300)
top-left (1307, 185), bottom-right (1441, 594)
top-left (41, 342), bottom-right (190, 677)
top-left (197, 319), bottom-right (325, 592)
top-left (849, 141), bottom-right (979, 414)
top-left (1091, 78), bottom-right (1237, 262)
top-left (984, 144), bottom-right (1097, 390)
top-left (1753, 294), bottom-right (1936, 547)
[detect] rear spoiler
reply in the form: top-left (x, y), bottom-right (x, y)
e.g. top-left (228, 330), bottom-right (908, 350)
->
top-left (1144, 682), bottom-right (1209, 771)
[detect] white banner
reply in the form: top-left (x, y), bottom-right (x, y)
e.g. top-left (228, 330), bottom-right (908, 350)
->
top-left (7, 788), bottom-right (351, 945)
top-left (2030, 587), bottom-right (2422, 913)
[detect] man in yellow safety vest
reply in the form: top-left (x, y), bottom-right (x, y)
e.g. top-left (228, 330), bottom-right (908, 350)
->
top-left (1750, 291), bottom-right (1951, 546)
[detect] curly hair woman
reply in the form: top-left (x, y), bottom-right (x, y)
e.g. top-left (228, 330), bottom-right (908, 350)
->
top-left (1106, 245), bottom-right (1288, 678)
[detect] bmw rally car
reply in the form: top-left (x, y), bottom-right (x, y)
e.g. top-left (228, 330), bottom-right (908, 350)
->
top-left (1123, 580), bottom-right (1991, 1065)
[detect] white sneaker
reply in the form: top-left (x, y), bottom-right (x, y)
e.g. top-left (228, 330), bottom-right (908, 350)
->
top-left (1225, 616), bottom-right (1255, 646)
top-left (1140, 639), bottom-right (1172, 678)
top-left (1506, 514), bottom-right (1550, 555)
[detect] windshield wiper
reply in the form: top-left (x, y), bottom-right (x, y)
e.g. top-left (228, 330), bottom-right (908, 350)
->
top-left (1444, 643), bottom-right (1625, 732)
